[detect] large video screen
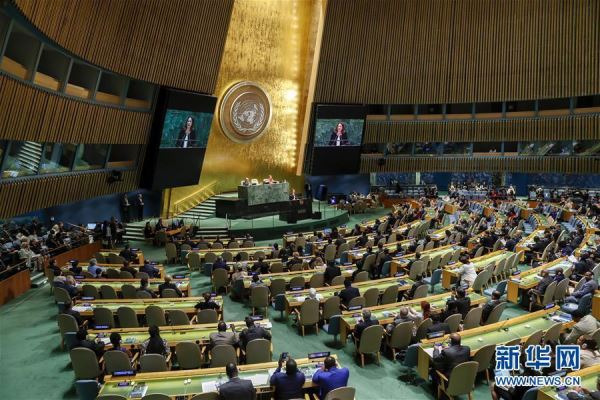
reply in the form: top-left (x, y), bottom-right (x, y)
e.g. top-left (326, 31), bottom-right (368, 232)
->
top-left (141, 88), bottom-right (217, 190)
top-left (159, 110), bottom-right (213, 148)
top-left (313, 119), bottom-right (364, 147)
top-left (308, 105), bottom-right (366, 175)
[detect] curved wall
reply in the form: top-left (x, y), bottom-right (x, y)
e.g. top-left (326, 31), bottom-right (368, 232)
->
top-left (1, 0), bottom-right (234, 217)
top-left (0, 169), bottom-right (139, 218)
top-left (0, 75), bottom-right (151, 144)
top-left (12, 0), bottom-right (234, 93)
top-left (315, 0), bottom-right (600, 104)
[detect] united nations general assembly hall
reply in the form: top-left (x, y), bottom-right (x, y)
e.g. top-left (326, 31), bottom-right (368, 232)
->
top-left (0, 1), bottom-right (599, 400)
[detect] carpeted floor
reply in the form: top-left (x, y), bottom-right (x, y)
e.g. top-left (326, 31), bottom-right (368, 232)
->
top-left (0, 209), bottom-right (529, 400)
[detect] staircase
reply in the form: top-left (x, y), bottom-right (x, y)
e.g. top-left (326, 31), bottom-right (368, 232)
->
top-left (123, 223), bottom-right (147, 241)
top-left (178, 197), bottom-right (216, 220)
top-left (17, 141), bottom-right (43, 173)
top-left (30, 270), bottom-right (48, 288)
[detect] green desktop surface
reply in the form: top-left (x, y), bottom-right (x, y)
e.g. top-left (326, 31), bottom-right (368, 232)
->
top-left (99, 361), bottom-right (322, 398)
top-left (421, 312), bottom-right (565, 355)
top-left (72, 299), bottom-right (215, 313)
top-left (286, 277), bottom-right (413, 306)
top-left (342, 292), bottom-right (487, 326)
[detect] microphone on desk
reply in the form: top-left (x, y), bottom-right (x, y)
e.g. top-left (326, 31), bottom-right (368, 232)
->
top-left (498, 317), bottom-right (511, 332)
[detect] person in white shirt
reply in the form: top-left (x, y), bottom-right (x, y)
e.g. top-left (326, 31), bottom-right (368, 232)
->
top-left (455, 255), bottom-right (477, 288)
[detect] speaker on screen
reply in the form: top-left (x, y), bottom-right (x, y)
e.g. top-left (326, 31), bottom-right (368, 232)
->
top-left (315, 185), bottom-right (328, 201)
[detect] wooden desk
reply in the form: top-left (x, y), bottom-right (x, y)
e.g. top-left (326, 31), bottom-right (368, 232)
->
top-left (0, 269), bottom-right (30, 305)
top-left (73, 296), bottom-right (221, 319)
top-left (281, 214), bottom-right (400, 246)
top-left (389, 244), bottom-right (463, 276)
top-left (441, 250), bottom-right (514, 289)
top-left (339, 290), bottom-right (487, 345)
top-left (515, 229), bottom-right (546, 261)
top-left (443, 203), bottom-right (459, 214)
top-left (506, 258), bottom-right (571, 304)
top-left (575, 233), bottom-right (599, 257)
top-left (88, 319), bottom-right (267, 348)
top-left (577, 216), bottom-right (599, 234)
top-left (241, 266), bottom-right (356, 289)
top-left (189, 246), bottom-right (273, 261)
top-left (74, 278), bottom-right (190, 296)
top-left (514, 203), bottom-right (534, 219)
top-left (416, 306), bottom-right (573, 379)
top-left (98, 249), bottom-right (146, 265)
top-left (533, 213), bottom-right (554, 229)
top-left (99, 356), bottom-right (336, 398)
top-left (284, 276), bottom-right (415, 315)
top-left (593, 292), bottom-right (600, 320)
top-left (537, 364), bottom-right (600, 400)
top-left (52, 241), bottom-right (102, 266)
top-left (61, 264), bottom-right (165, 279)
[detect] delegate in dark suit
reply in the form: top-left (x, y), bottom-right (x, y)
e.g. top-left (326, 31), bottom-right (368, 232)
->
top-left (239, 317), bottom-right (272, 350)
top-left (324, 264), bottom-right (341, 284)
top-left (158, 277), bottom-right (182, 297)
top-left (445, 289), bottom-right (471, 319)
top-left (338, 282), bottom-right (360, 307)
top-left (219, 376), bottom-right (255, 400)
top-left (354, 310), bottom-right (379, 340)
top-left (432, 334), bottom-right (471, 379)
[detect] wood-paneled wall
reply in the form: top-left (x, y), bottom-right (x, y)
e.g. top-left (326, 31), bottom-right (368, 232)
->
top-left (0, 75), bottom-right (152, 144)
top-left (364, 115), bottom-right (600, 143)
top-left (316, 0), bottom-right (600, 104)
top-left (360, 155), bottom-right (600, 174)
top-left (12, 0), bottom-right (234, 94)
top-left (0, 169), bottom-right (139, 218)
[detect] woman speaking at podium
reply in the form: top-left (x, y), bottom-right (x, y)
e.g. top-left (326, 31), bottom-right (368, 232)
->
top-left (328, 122), bottom-right (349, 146)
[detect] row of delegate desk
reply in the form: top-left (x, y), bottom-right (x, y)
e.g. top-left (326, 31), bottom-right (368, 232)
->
top-left (73, 278), bottom-right (190, 296)
top-left (506, 257), bottom-right (572, 304)
top-left (416, 306), bottom-right (574, 379)
top-left (72, 296), bottom-right (222, 320)
top-left (338, 290), bottom-right (487, 345)
top-left (89, 319), bottom-right (268, 349)
top-left (61, 264), bottom-right (166, 279)
top-left (235, 243), bottom-right (464, 293)
top-left (99, 356), bottom-right (335, 398)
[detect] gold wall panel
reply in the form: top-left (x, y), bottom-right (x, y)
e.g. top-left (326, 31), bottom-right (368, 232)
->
top-left (168, 0), bottom-right (323, 213)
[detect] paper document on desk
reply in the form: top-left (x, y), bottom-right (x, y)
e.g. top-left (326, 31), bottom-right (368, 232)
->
top-left (567, 255), bottom-right (578, 263)
top-left (201, 381), bottom-right (218, 392)
top-left (249, 373), bottom-right (269, 386)
top-left (72, 306), bottom-right (91, 312)
top-left (97, 337), bottom-right (111, 345)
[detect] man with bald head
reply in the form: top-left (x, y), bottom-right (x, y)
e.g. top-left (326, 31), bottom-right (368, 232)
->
top-left (431, 333), bottom-right (471, 387)
top-left (354, 309), bottom-right (379, 340)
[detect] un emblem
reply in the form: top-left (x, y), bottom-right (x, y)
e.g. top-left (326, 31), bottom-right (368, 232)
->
top-left (219, 81), bottom-right (272, 143)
